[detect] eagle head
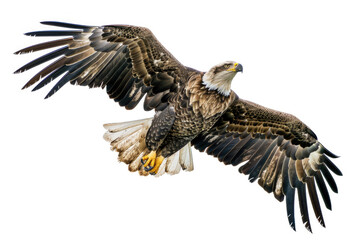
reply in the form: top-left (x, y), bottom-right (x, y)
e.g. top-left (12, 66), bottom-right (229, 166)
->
top-left (202, 61), bottom-right (243, 96)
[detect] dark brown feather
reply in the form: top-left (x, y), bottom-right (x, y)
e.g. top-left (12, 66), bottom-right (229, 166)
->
top-left (15, 21), bottom-right (189, 111)
top-left (22, 57), bottom-right (67, 89)
top-left (314, 171), bottom-right (332, 210)
top-left (192, 95), bottom-right (341, 231)
top-left (307, 178), bottom-right (326, 228)
top-left (14, 38), bottom-right (72, 55)
top-left (297, 183), bottom-right (312, 232)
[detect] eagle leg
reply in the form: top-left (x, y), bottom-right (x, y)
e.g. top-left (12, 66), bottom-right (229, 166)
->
top-left (142, 151), bottom-right (164, 175)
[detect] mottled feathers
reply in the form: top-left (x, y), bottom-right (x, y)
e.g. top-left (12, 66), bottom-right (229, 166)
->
top-left (192, 97), bottom-right (341, 232)
top-left (14, 21), bottom-right (191, 111)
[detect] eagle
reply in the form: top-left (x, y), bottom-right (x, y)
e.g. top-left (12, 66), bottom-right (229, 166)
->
top-left (14, 21), bottom-right (341, 232)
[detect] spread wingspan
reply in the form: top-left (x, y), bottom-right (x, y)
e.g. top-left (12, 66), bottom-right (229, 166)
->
top-left (15, 21), bottom-right (341, 232)
top-left (14, 21), bottom-right (191, 111)
top-left (192, 96), bottom-right (342, 232)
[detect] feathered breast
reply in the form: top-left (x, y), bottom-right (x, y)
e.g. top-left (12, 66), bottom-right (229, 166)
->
top-left (186, 73), bottom-right (236, 119)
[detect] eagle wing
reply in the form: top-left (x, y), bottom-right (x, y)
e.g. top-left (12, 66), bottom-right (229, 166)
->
top-left (14, 21), bottom-right (190, 111)
top-left (191, 95), bottom-right (342, 232)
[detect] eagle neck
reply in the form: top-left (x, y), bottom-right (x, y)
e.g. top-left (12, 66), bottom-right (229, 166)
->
top-left (187, 73), bottom-right (234, 119)
top-left (202, 71), bottom-right (233, 97)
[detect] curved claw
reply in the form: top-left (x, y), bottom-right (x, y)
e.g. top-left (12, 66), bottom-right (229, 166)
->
top-left (145, 165), bottom-right (154, 171)
top-left (142, 151), bottom-right (157, 172)
top-left (141, 151), bottom-right (164, 175)
top-left (148, 156), bottom-right (164, 175)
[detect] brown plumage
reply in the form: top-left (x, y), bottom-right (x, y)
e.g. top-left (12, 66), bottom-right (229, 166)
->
top-left (14, 21), bottom-right (341, 232)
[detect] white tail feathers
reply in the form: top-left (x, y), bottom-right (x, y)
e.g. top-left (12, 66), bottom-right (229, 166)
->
top-left (156, 143), bottom-right (194, 177)
top-left (103, 118), bottom-right (194, 176)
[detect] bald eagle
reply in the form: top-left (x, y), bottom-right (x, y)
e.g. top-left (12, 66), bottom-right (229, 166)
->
top-left (14, 21), bottom-right (341, 232)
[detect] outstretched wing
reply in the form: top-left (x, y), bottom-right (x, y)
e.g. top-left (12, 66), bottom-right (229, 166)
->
top-left (14, 21), bottom-right (191, 111)
top-left (192, 96), bottom-right (342, 232)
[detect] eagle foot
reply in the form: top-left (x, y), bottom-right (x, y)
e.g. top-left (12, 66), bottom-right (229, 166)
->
top-left (142, 151), bottom-right (164, 175)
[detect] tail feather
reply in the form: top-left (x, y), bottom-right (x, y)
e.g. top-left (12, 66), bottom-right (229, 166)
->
top-left (166, 151), bottom-right (182, 175)
top-left (103, 118), bottom-right (194, 176)
top-left (111, 129), bottom-right (142, 152)
top-left (156, 143), bottom-right (194, 177)
top-left (104, 118), bottom-right (152, 132)
top-left (104, 118), bottom-right (151, 175)
top-left (180, 143), bottom-right (194, 171)
top-left (129, 153), bottom-right (146, 173)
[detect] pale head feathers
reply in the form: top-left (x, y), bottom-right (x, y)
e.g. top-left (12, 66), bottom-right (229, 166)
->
top-left (202, 61), bottom-right (242, 96)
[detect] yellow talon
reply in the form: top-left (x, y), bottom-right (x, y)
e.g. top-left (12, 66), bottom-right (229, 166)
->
top-left (142, 151), bottom-right (157, 168)
top-left (149, 156), bottom-right (164, 175)
top-left (142, 151), bottom-right (164, 175)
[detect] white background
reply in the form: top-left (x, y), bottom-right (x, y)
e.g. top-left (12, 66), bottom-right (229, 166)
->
top-left (1, 0), bottom-right (359, 239)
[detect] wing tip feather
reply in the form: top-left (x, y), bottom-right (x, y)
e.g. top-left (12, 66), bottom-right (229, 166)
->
top-left (323, 156), bottom-right (343, 176)
top-left (322, 146), bottom-right (340, 158)
top-left (40, 21), bottom-right (94, 29)
top-left (14, 68), bottom-right (23, 74)
top-left (24, 31), bottom-right (38, 37)
top-left (14, 49), bottom-right (28, 55)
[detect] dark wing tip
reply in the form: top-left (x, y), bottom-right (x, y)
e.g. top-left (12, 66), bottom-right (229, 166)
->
top-left (314, 172), bottom-right (332, 210)
top-left (323, 156), bottom-right (343, 176)
top-left (21, 82), bottom-right (32, 90)
top-left (323, 146), bottom-right (340, 158)
top-left (44, 90), bottom-right (54, 99)
top-left (285, 187), bottom-right (296, 231)
top-left (24, 30), bottom-right (82, 37)
top-left (14, 49), bottom-right (26, 55)
top-left (40, 21), bottom-right (66, 26)
top-left (307, 127), bottom-right (318, 140)
top-left (40, 21), bottom-right (94, 29)
top-left (24, 31), bottom-right (38, 36)
top-left (14, 68), bottom-right (23, 74)
top-left (320, 166), bottom-right (338, 193)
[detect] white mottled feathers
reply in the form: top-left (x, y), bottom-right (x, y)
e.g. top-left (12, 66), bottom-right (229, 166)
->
top-left (103, 118), bottom-right (194, 176)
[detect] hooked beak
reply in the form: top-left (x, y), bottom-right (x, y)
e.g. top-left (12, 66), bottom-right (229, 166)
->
top-left (235, 63), bottom-right (243, 73)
